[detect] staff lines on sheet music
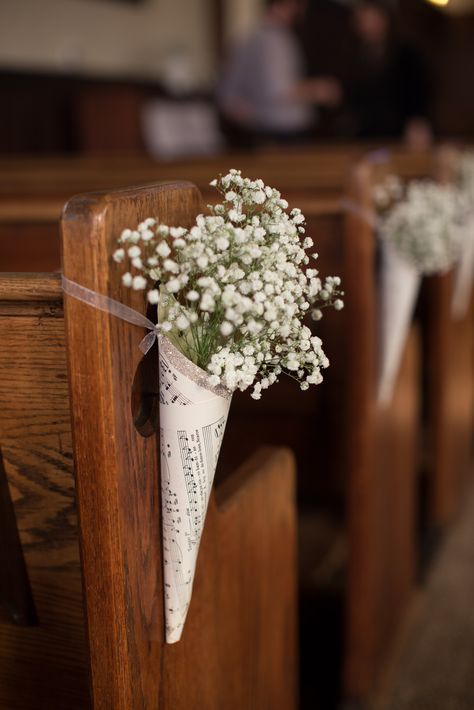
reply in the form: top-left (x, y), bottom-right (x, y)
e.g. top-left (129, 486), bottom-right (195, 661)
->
top-left (159, 355), bottom-right (192, 406)
top-left (202, 416), bottom-right (226, 497)
top-left (161, 430), bottom-right (189, 616)
top-left (177, 429), bottom-right (210, 540)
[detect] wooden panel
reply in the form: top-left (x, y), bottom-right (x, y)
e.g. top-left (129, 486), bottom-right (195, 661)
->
top-left (0, 223), bottom-right (60, 271)
top-left (342, 164), bottom-right (420, 700)
top-left (0, 445), bottom-right (37, 626)
top-left (0, 273), bottom-right (90, 710)
top-left (61, 182), bottom-right (297, 709)
top-left (420, 274), bottom-right (474, 527)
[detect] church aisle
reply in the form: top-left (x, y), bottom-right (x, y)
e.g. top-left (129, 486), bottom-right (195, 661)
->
top-left (377, 473), bottom-right (474, 710)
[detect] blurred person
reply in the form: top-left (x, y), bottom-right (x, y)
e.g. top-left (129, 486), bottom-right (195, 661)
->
top-left (343, 0), bottom-right (432, 148)
top-left (218, 0), bottom-right (342, 147)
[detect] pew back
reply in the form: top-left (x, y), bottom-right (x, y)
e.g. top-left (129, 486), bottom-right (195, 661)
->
top-left (61, 179), bottom-right (297, 710)
top-left (0, 183), bottom-right (297, 709)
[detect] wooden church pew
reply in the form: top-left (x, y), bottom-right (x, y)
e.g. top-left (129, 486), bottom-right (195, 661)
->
top-left (0, 146), bottom-right (432, 272)
top-left (0, 147), bottom-right (449, 702)
top-left (217, 179), bottom-right (421, 703)
top-left (0, 199), bottom-right (62, 271)
top-left (422, 150), bottom-right (474, 529)
top-left (362, 153), bottom-right (474, 533)
top-left (0, 181), bottom-right (297, 709)
top-left (0, 151), bottom-right (425, 702)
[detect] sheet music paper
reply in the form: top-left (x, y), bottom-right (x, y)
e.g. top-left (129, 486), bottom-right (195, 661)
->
top-left (158, 335), bottom-right (232, 643)
top-left (452, 213), bottom-right (474, 320)
top-left (377, 242), bottom-right (421, 407)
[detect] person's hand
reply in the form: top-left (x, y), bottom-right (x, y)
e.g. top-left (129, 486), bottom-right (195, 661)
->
top-left (310, 77), bottom-right (343, 107)
top-left (222, 98), bottom-right (255, 127)
top-left (404, 118), bottom-right (433, 152)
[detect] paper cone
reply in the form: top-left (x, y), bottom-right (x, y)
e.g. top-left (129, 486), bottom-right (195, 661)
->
top-left (158, 335), bottom-right (232, 643)
top-left (451, 213), bottom-right (474, 320)
top-left (377, 242), bottom-right (421, 407)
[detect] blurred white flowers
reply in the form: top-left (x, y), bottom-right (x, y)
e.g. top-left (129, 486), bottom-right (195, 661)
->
top-left (115, 169), bottom-right (343, 399)
top-left (458, 152), bottom-right (474, 207)
top-left (378, 179), bottom-right (467, 275)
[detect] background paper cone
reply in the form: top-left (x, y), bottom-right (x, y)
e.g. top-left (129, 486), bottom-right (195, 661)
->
top-left (158, 335), bottom-right (232, 643)
top-left (377, 243), bottom-right (421, 407)
top-left (452, 214), bottom-right (474, 319)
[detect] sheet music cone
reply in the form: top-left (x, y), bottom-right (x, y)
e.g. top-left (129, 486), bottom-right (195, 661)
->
top-left (377, 242), bottom-right (421, 406)
top-left (158, 335), bottom-right (232, 643)
top-left (452, 214), bottom-right (474, 319)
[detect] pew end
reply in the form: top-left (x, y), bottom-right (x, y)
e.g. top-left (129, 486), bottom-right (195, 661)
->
top-left (0, 181), bottom-right (298, 709)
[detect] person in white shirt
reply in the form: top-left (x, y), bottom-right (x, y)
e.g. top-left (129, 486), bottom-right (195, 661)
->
top-left (218, 0), bottom-right (342, 146)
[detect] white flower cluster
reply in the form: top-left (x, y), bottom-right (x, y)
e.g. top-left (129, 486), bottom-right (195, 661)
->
top-left (378, 180), bottom-right (467, 275)
top-left (458, 152), bottom-right (474, 207)
top-left (373, 174), bottom-right (404, 211)
top-left (115, 169), bottom-right (343, 399)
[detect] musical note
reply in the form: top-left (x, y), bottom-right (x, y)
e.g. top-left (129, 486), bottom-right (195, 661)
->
top-left (158, 336), bottom-right (232, 642)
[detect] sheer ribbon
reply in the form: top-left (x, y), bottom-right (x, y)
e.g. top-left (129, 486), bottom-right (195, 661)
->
top-left (61, 276), bottom-right (159, 354)
top-left (340, 198), bottom-right (379, 229)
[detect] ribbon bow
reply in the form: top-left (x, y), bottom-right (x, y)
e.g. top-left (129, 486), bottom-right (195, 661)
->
top-left (62, 276), bottom-right (159, 354)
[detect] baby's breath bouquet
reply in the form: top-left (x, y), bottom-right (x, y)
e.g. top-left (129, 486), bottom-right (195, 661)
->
top-left (114, 170), bottom-right (342, 643)
top-left (378, 179), bottom-right (466, 275)
top-left (374, 177), bottom-right (466, 404)
top-left (115, 169), bottom-right (342, 399)
top-left (458, 151), bottom-right (474, 206)
top-left (452, 152), bottom-right (474, 317)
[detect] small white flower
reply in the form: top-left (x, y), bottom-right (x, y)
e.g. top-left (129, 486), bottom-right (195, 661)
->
top-left (166, 279), bottom-right (181, 293)
top-left (132, 275), bottom-right (147, 290)
top-left (200, 293), bottom-right (215, 311)
top-left (216, 237), bottom-right (229, 251)
top-left (163, 258), bottom-right (179, 273)
top-left (176, 315), bottom-right (190, 330)
top-left (170, 227), bottom-right (186, 238)
top-left (128, 245), bottom-right (141, 258)
top-left (147, 289), bottom-right (160, 304)
top-left (120, 228), bottom-right (132, 242)
top-left (252, 189), bottom-right (266, 204)
top-left (220, 321), bottom-right (233, 337)
top-left (113, 248), bottom-right (125, 263)
top-left (156, 241), bottom-right (171, 258)
top-left (122, 272), bottom-right (133, 287)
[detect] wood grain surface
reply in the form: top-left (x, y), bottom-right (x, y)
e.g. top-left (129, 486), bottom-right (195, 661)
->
top-left (0, 273), bottom-right (90, 709)
top-left (61, 181), bottom-right (297, 709)
top-left (420, 274), bottom-right (474, 527)
top-left (342, 163), bottom-right (421, 701)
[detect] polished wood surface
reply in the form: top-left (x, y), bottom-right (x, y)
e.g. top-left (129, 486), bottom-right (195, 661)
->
top-left (420, 275), bottom-right (474, 527)
top-left (0, 184), bottom-right (297, 708)
top-left (0, 273), bottom-right (89, 709)
top-left (340, 163), bottom-right (420, 700)
top-left (61, 181), bottom-right (297, 709)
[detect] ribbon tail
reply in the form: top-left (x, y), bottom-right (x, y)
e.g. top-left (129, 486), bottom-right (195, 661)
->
top-left (139, 330), bottom-right (158, 354)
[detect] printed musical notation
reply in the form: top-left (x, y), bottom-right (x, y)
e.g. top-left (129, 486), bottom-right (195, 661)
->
top-left (159, 354), bottom-right (192, 406)
top-left (158, 340), bottom-right (232, 643)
